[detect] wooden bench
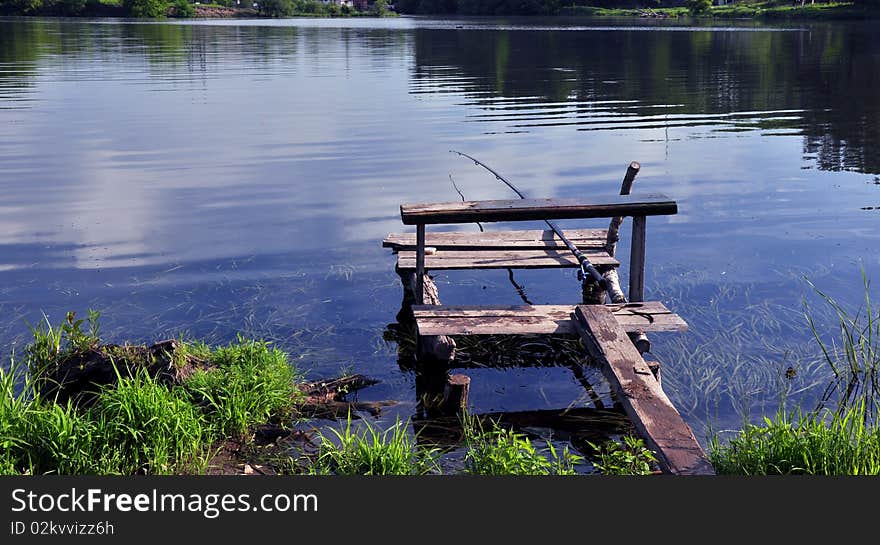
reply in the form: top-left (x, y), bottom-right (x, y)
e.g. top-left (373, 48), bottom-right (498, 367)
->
top-left (386, 192), bottom-right (677, 306)
top-left (384, 169), bottom-right (713, 475)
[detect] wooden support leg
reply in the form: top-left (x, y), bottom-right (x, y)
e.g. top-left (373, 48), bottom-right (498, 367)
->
top-left (396, 267), bottom-right (456, 362)
top-left (627, 215), bottom-right (651, 354)
top-left (414, 367), bottom-right (450, 420)
top-left (441, 374), bottom-right (470, 416)
top-left (629, 215), bottom-right (646, 303)
top-left (415, 224), bottom-right (426, 305)
top-left (601, 267), bottom-right (651, 354)
top-left (581, 278), bottom-right (606, 305)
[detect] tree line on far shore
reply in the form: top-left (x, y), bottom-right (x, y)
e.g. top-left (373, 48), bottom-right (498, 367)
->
top-left (0, 0), bottom-right (192, 17)
top-left (1, 0), bottom-right (878, 21)
top-left (394, 0), bottom-right (879, 15)
top-left (0, 0), bottom-right (391, 17)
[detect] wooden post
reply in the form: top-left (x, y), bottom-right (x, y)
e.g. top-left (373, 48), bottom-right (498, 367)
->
top-left (414, 368), bottom-right (450, 419)
top-left (605, 161), bottom-right (641, 257)
top-left (586, 161), bottom-right (642, 306)
top-left (415, 224), bottom-right (426, 305)
top-left (629, 215), bottom-right (646, 303)
top-left (395, 267), bottom-right (457, 362)
top-left (441, 374), bottom-right (470, 416)
top-left (581, 279), bottom-right (606, 305)
top-left (602, 161), bottom-right (650, 354)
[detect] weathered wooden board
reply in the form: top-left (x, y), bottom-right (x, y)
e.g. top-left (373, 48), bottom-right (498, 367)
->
top-left (418, 316), bottom-right (573, 335)
top-left (573, 305), bottom-right (713, 475)
top-left (400, 194), bottom-right (677, 225)
top-left (397, 248), bottom-right (618, 271)
top-left (413, 302), bottom-right (672, 317)
top-left (412, 302), bottom-right (687, 336)
top-left (383, 229), bottom-right (608, 250)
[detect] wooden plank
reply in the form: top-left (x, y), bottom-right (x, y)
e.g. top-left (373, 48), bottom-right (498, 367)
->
top-left (573, 305), bottom-right (713, 475)
top-left (412, 301), bottom-right (671, 318)
top-left (415, 315), bottom-right (687, 336)
top-left (400, 194), bottom-right (677, 225)
top-left (383, 229), bottom-right (608, 250)
top-left (411, 302), bottom-right (687, 336)
top-left (418, 316), bottom-right (574, 335)
top-left (414, 304), bottom-right (579, 318)
top-left (397, 249), bottom-right (618, 270)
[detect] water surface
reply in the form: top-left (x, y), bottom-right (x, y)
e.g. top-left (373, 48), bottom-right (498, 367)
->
top-left (2, 15), bottom-right (878, 455)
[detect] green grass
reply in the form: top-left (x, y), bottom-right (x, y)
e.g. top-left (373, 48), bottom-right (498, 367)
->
top-left (588, 436), bottom-right (658, 475)
top-left (183, 336), bottom-right (302, 439)
top-left (308, 415), bottom-right (439, 475)
top-left (298, 413), bottom-right (589, 476)
top-left (462, 415), bottom-right (583, 475)
top-left (92, 371), bottom-right (211, 474)
top-left (559, 6), bottom-right (688, 17)
top-left (710, 271), bottom-right (880, 475)
top-left (0, 358), bottom-right (106, 475)
top-left (711, 2), bottom-right (869, 19)
top-left (710, 404), bottom-right (880, 475)
top-left (0, 313), bottom-right (303, 475)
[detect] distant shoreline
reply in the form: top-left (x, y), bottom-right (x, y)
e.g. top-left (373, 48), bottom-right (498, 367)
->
top-left (559, 3), bottom-right (878, 21)
top-left (0, 2), bottom-right (395, 19)
top-left (2, 2), bottom-right (877, 21)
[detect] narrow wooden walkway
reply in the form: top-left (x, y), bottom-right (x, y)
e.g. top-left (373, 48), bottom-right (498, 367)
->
top-left (574, 305), bottom-right (713, 475)
top-left (384, 168), bottom-right (713, 475)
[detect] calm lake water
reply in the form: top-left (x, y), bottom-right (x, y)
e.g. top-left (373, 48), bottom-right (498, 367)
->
top-left (1, 15), bottom-right (878, 456)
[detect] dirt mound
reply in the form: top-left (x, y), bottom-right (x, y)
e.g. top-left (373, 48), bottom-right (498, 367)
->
top-left (39, 339), bottom-right (213, 406)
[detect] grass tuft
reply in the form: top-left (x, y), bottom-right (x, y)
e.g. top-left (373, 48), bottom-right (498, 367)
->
top-left (309, 415), bottom-right (438, 475)
top-left (587, 436), bottom-right (658, 475)
top-left (710, 404), bottom-right (880, 475)
top-left (91, 370), bottom-right (211, 475)
top-left (183, 336), bottom-right (301, 439)
top-left (462, 414), bottom-right (583, 475)
top-left (805, 271), bottom-right (880, 420)
top-left (2, 314), bottom-right (304, 475)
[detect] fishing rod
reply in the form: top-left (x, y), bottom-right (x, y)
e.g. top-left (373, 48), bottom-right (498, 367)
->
top-left (449, 150), bottom-right (607, 290)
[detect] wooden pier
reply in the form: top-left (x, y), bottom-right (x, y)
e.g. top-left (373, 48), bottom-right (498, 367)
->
top-left (383, 163), bottom-right (714, 475)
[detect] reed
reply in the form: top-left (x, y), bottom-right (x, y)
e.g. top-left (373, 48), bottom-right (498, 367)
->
top-left (805, 271), bottom-right (880, 420)
top-left (711, 272), bottom-right (880, 475)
